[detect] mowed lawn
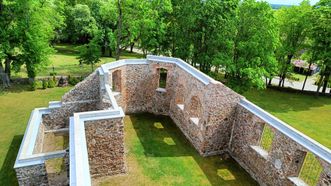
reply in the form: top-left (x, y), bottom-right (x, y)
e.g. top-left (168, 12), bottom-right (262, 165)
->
top-left (0, 86), bottom-right (71, 185)
top-left (244, 89), bottom-right (331, 149)
top-left (96, 114), bottom-right (257, 186)
top-left (12, 44), bottom-right (143, 78)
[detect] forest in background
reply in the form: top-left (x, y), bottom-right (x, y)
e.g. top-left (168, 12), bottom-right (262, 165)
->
top-left (0, 0), bottom-right (330, 93)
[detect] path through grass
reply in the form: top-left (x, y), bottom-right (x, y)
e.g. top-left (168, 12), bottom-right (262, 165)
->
top-left (96, 114), bottom-right (257, 186)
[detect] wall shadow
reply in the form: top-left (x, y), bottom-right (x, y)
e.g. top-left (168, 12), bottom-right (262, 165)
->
top-left (129, 113), bottom-right (258, 186)
top-left (0, 135), bottom-right (22, 186)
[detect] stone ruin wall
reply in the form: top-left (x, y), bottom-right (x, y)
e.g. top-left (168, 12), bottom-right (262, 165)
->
top-left (85, 118), bottom-right (125, 178)
top-left (108, 61), bottom-right (242, 156)
top-left (230, 105), bottom-right (331, 186)
top-left (42, 72), bottom-right (102, 130)
top-left (16, 164), bottom-right (49, 185)
top-left (107, 60), bottom-right (331, 185)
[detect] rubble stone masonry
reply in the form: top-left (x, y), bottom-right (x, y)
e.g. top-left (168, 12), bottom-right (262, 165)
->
top-left (85, 118), bottom-right (125, 178)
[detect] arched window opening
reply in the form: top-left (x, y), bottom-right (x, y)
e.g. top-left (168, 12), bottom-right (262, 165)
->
top-left (189, 96), bottom-right (202, 126)
top-left (112, 70), bottom-right (122, 92)
top-left (158, 68), bottom-right (168, 89)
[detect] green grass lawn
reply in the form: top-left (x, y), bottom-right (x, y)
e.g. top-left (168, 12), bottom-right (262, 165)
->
top-left (96, 114), bottom-right (257, 186)
top-left (0, 86), bottom-right (71, 185)
top-left (12, 44), bottom-right (143, 78)
top-left (244, 89), bottom-right (331, 149)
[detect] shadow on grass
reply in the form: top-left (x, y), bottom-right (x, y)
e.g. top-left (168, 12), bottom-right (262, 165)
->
top-left (130, 113), bottom-right (257, 186)
top-left (0, 135), bottom-right (22, 186)
top-left (243, 88), bottom-right (331, 113)
top-left (0, 84), bottom-right (32, 95)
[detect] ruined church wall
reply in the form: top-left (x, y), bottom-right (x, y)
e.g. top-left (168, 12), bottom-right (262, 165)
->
top-left (108, 61), bottom-right (241, 156)
top-left (230, 105), bottom-right (331, 186)
top-left (85, 118), bottom-right (125, 178)
top-left (42, 72), bottom-right (103, 130)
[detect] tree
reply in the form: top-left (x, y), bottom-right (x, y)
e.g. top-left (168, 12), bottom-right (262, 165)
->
top-left (275, 1), bottom-right (311, 87)
top-left (0, 0), bottom-right (64, 81)
top-left (77, 34), bottom-right (101, 71)
top-left (217, 0), bottom-right (279, 92)
top-left (71, 4), bottom-right (97, 43)
top-left (309, 0), bottom-right (331, 93)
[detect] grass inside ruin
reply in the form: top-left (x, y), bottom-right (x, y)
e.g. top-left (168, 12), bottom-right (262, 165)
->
top-left (42, 133), bottom-right (69, 153)
top-left (95, 114), bottom-right (258, 186)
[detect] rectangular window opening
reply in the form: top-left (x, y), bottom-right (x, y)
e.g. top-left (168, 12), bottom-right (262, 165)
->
top-left (158, 68), bottom-right (167, 89)
top-left (299, 152), bottom-right (323, 186)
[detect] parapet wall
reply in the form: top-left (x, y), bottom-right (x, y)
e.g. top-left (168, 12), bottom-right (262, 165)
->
top-left (230, 99), bottom-right (331, 186)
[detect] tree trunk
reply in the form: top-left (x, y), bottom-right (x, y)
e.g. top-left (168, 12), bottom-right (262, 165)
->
top-left (0, 62), bottom-right (10, 87)
top-left (279, 54), bottom-right (293, 87)
top-left (5, 57), bottom-right (11, 79)
top-left (278, 76), bottom-right (282, 87)
top-left (316, 74), bottom-right (324, 95)
top-left (101, 45), bottom-right (106, 56)
top-left (109, 48), bottom-right (113, 57)
top-left (268, 78), bottom-right (272, 86)
top-left (322, 67), bottom-right (330, 93)
top-left (302, 62), bottom-right (312, 91)
top-left (130, 43), bottom-right (134, 53)
top-left (115, 0), bottom-right (122, 61)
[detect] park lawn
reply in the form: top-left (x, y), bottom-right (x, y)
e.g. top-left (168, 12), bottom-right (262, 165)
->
top-left (0, 86), bottom-right (71, 185)
top-left (12, 44), bottom-right (143, 78)
top-left (244, 89), bottom-right (331, 149)
top-left (96, 114), bottom-right (257, 186)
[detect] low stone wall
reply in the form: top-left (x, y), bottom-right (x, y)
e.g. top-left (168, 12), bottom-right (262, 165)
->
top-left (62, 71), bottom-right (100, 103)
top-left (42, 101), bottom-right (99, 130)
top-left (230, 104), bottom-right (331, 185)
top-left (85, 118), bottom-right (125, 178)
top-left (16, 164), bottom-right (49, 185)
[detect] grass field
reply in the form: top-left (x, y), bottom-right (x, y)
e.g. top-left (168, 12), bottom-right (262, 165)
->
top-left (12, 44), bottom-right (143, 78)
top-left (244, 89), bottom-right (331, 149)
top-left (0, 86), bottom-right (71, 185)
top-left (96, 114), bottom-right (257, 186)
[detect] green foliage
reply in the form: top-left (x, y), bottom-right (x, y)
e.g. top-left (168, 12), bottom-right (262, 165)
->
top-left (219, 0), bottom-right (278, 92)
top-left (30, 81), bottom-right (37, 91)
top-left (77, 35), bottom-right (101, 71)
top-left (71, 4), bottom-right (97, 43)
top-left (42, 79), bottom-right (48, 89)
top-left (309, 0), bottom-right (331, 92)
top-left (68, 75), bottom-right (80, 86)
top-left (275, 1), bottom-right (312, 85)
top-left (48, 79), bottom-right (56, 88)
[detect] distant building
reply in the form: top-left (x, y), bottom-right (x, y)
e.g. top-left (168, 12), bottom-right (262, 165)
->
top-left (292, 59), bottom-right (319, 75)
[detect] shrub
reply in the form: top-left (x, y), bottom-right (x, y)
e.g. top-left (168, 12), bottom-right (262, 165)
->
top-left (68, 75), bottom-right (80, 86)
top-left (30, 81), bottom-right (37, 91)
top-left (42, 79), bottom-right (48, 89)
top-left (50, 72), bottom-right (57, 76)
top-left (48, 79), bottom-right (56, 88)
